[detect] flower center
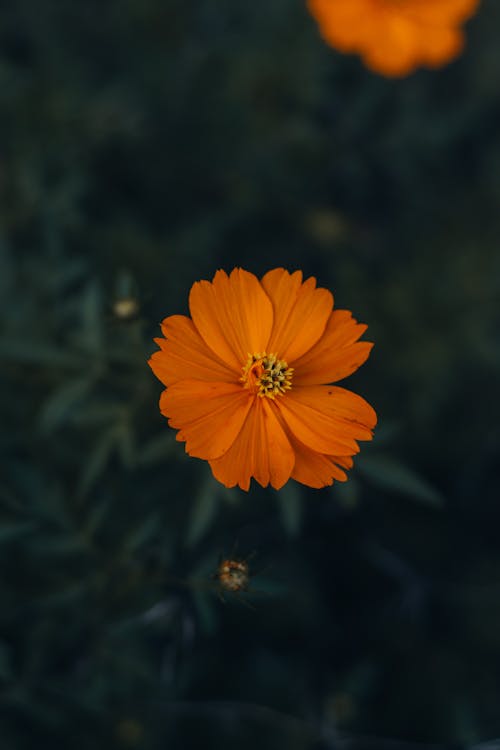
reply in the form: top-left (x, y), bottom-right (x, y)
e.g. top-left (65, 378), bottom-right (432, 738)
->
top-left (241, 352), bottom-right (293, 399)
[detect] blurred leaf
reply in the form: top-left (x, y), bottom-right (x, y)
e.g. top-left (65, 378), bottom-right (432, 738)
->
top-left (114, 268), bottom-right (138, 300)
top-left (122, 512), bottom-right (162, 552)
top-left (1, 686), bottom-right (64, 727)
top-left (71, 401), bottom-right (123, 426)
top-left (29, 481), bottom-right (72, 529)
top-left (0, 640), bottom-right (13, 682)
top-left (186, 476), bottom-right (220, 548)
top-left (333, 477), bottom-right (360, 511)
top-left (79, 281), bottom-right (104, 354)
top-left (137, 431), bottom-right (178, 466)
top-left (83, 498), bottom-right (111, 539)
top-left (77, 426), bottom-right (118, 499)
top-left (0, 240), bottom-right (14, 301)
top-left (30, 533), bottom-right (89, 559)
top-left (452, 698), bottom-right (481, 745)
top-left (0, 339), bottom-right (82, 368)
top-left (0, 486), bottom-right (25, 512)
top-left (38, 376), bottom-right (96, 434)
top-left (276, 483), bottom-right (303, 537)
top-left (192, 590), bottom-right (217, 635)
top-left (116, 419), bottom-right (135, 468)
top-left (0, 520), bottom-right (37, 545)
top-left (367, 421), bottom-right (401, 448)
top-left (356, 455), bottom-right (444, 508)
top-left (48, 258), bottom-right (87, 292)
top-left (32, 582), bottom-right (89, 612)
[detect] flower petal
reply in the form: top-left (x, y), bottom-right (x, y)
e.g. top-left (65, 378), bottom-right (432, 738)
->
top-left (401, 0), bottom-right (481, 25)
top-left (209, 398), bottom-right (295, 491)
top-left (277, 385), bottom-right (377, 456)
top-left (189, 268), bottom-right (273, 370)
top-left (361, 5), bottom-right (466, 77)
top-left (293, 310), bottom-right (373, 385)
top-left (418, 26), bottom-right (464, 69)
top-left (363, 12), bottom-right (425, 76)
top-left (308, 0), bottom-right (478, 77)
top-left (160, 380), bottom-right (253, 460)
top-left (149, 315), bottom-right (237, 386)
top-left (291, 437), bottom-right (353, 489)
top-left (307, 0), bottom-right (376, 53)
top-left (261, 268), bottom-right (333, 363)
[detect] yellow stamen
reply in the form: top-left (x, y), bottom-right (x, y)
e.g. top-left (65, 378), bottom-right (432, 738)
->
top-left (241, 352), bottom-right (293, 399)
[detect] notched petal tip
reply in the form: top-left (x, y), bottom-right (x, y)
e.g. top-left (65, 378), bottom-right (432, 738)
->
top-left (262, 268), bottom-right (333, 363)
top-left (150, 315), bottom-right (237, 386)
top-left (277, 385), bottom-right (376, 457)
top-left (292, 308), bottom-right (375, 385)
top-left (209, 397), bottom-right (295, 491)
top-left (189, 267), bottom-right (273, 369)
top-left (160, 381), bottom-right (252, 460)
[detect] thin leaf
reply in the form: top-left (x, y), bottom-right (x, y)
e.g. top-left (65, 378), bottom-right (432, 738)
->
top-left (0, 521), bottom-right (37, 545)
top-left (185, 476), bottom-right (220, 548)
top-left (71, 402), bottom-right (123, 426)
top-left (122, 512), bottom-right (162, 552)
top-left (192, 590), bottom-right (217, 634)
top-left (77, 427), bottom-right (118, 499)
top-left (116, 419), bottom-right (135, 468)
top-left (30, 535), bottom-right (89, 559)
top-left (0, 239), bottom-right (14, 302)
top-left (357, 455), bottom-right (444, 508)
top-left (0, 486), bottom-right (25, 512)
top-left (334, 477), bottom-right (360, 510)
top-left (38, 376), bottom-right (95, 434)
top-left (49, 258), bottom-right (87, 291)
top-left (80, 280), bottom-right (104, 353)
top-left (83, 498), bottom-right (111, 539)
top-left (0, 339), bottom-right (82, 368)
top-left (35, 582), bottom-right (89, 611)
top-left (276, 483), bottom-right (303, 537)
top-left (137, 432), bottom-right (178, 466)
top-left (0, 641), bottom-right (12, 682)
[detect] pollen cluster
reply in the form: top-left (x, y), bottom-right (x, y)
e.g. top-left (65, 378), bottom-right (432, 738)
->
top-left (241, 352), bottom-right (293, 399)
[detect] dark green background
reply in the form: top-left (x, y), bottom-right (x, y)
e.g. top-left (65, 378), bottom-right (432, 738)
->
top-left (1, 1), bottom-right (500, 748)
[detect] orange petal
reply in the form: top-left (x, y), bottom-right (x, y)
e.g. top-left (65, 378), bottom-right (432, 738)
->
top-left (361, 5), bottom-right (468, 77)
top-left (293, 310), bottom-right (373, 386)
top-left (261, 268), bottom-right (333, 363)
top-left (148, 315), bottom-right (238, 386)
top-left (291, 440), bottom-right (351, 488)
top-left (418, 26), bottom-right (464, 69)
top-left (277, 386), bottom-right (376, 456)
top-left (160, 380), bottom-right (252, 460)
top-left (401, 0), bottom-right (481, 25)
top-left (209, 398), bottom-right (295, 491)
top-left (308, 0), bottom-right (478, 77)
top-left (307, 0), bottom-right (377, 53)
top-left (189, 269), bottom-right (273, 371)
top-left (364, 12), bottom-right (426, 76)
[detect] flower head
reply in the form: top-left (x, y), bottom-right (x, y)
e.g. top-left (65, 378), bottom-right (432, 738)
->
top-left (149, 268), bottom-right (376, 490)
top-left (307, 0), bottom-right (481, 77)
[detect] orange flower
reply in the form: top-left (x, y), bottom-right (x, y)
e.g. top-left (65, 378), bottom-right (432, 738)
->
top-left (307, 0), bottom-right (481, 77)
top-left (149, 268), bottom-right (376, 490)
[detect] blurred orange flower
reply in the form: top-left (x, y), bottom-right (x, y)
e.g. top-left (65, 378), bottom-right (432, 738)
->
top-left (149, 268), bottom-right (376, 490)
top-left (307, 0), bottom-right (481, 77)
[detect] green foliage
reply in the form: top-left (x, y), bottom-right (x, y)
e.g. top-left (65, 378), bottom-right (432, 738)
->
top-left (276, 484), bottom-right (303, 538)
top-left (356, 453), bottom-right (445, 508)
top-left (1, 1), bottom-right (500, 748)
